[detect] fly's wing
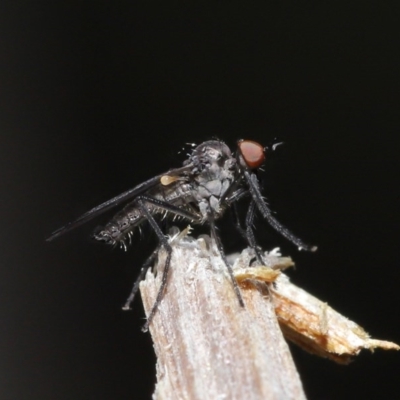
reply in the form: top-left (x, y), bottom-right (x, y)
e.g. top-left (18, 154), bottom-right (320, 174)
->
top-left (47, 165), bottom-right (193, 241)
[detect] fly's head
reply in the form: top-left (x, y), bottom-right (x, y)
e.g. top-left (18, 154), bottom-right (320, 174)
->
top-left (236, 140), bottom-right (266, 172)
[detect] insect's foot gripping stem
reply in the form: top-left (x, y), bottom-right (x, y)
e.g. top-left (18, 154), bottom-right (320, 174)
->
top-left (122, 247), bottom-right (160, 311)
top-left (141, 244), bottom-right (173, 333)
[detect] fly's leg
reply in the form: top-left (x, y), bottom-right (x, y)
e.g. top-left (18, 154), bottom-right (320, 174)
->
top-left (122, 246), bottom-right (160, 311)
top-left (231, 203), bottom-right (248, 241)
top-left (231, 202), bottom-right (264, 265)
top-left (140, 196), bottom-right (202, 222)
top-left (133, 196), bottom-right (200, 332)
top-left (136, 199), bottom-right (172, 332)
top-left (209, 215), bottom-right (245, 308)
top-left (244, 171), bottom-right (317, 252)
top-left (244, 201), bottom-right (264, 264)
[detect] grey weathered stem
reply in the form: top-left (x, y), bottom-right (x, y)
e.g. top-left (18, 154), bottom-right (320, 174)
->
top-left (140, 236), bottom-right (306, 400)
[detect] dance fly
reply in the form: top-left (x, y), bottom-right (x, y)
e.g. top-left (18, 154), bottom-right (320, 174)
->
top-left (48, 139), bottom-right (316, 331)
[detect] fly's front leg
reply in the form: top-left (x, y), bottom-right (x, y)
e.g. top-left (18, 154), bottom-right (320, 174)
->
top-left (231, 201), bottom-right (264, 265)
top-left (244, 171), bottom-right (317, 252)
top-left (227, 187), bottom-right (250, 240)
top-left (231, 203), bottom-right (248, 241)
top-left (244, 201), bottom-right (265, 265)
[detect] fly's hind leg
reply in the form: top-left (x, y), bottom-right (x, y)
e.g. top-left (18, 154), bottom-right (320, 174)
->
top-left (122, 245), bottom-right (160, 311)
top-left (136, 199), bottom-right (173, 332)
top-left (133, 196), bottom-right (200, 332)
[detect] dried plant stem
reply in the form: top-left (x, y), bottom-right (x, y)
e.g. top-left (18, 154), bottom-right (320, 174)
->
top-left (140, 237), bottom-right (306, 400)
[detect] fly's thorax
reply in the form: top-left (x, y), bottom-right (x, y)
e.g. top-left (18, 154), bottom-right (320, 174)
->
top-left (150, 181), bottom-right (194, 206)
top-left (197, 194), bottom-right (228, 220)
top-left (188, 146), bottom-right (237, 219)
top-left (188, 140), bottom-right (235, 177)
top-left (192, 174), bottom-right (235, 219)
top-left (195, 178), bottom-right (227, 198)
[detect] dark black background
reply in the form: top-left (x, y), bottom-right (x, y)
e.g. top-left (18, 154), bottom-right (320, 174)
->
top-left (1, 2), bottom-right (399, 399)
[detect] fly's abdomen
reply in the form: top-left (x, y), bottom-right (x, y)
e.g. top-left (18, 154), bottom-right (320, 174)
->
top-left (91, 183), bottom-right (195, 246)
top-left (92, 206), bottom-right (145, 246)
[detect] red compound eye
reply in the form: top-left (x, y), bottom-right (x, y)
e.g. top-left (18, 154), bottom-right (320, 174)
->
top-left (238, 140), bottom-right (265, 169)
